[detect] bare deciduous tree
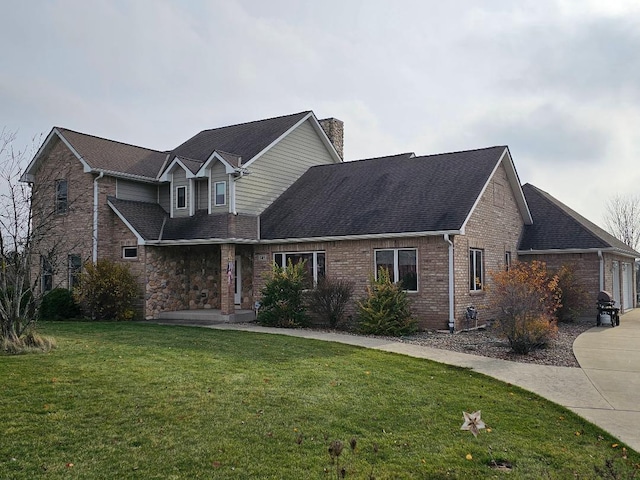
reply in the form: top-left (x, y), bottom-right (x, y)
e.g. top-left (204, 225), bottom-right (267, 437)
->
top-left (0, 128), bottom-right (73, 352)
top-left (604, 194), bottom-right (640, 252)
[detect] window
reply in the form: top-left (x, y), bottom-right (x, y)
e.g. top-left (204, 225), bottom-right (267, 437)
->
top-left (274, 251), bottom-right (325, 288)
top-left (374, 248), bottom-right (418, 291)
top-left (68, 254), bottom-right (81, 289)
top-left (122, 247), bottom-right (138, 259)
top-left (214, 181), bottom-right (226, 206)
top-left (41, 256), bottom-right (53, 293)
top-left (469, 248), bottom-right (484, 291)
top-left (176, 186), bottom-right (186, 209)
top-left (505, 251), bottom-right (512, 271)
top-left (55, 179), bottom-right (68, 214)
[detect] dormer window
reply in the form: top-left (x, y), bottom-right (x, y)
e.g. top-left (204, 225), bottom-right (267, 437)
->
top-left (176, 186), bottom-right (187, 209)
top-left (214, 181), bottom-right (226, 206)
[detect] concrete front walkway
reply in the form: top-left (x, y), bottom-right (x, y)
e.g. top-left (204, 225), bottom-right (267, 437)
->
top-left (151, 310), bottom-right (640, 452)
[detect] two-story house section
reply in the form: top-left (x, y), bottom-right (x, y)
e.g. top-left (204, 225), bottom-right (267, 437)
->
top-left (23, 111), bottom-right (344, 320)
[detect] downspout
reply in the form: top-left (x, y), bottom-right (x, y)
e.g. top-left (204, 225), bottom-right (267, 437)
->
top-left (598, 250), bottom-right (604, 292)
top-left (444, 234), bottom-right (455, 333)
top-left (229, 173), bottom-right (237, 215)
top-left (93, 171), bottom-right (104, 263)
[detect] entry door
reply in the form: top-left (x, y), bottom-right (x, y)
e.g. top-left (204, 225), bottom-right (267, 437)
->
top-left (623, 263), bottom-right (633, 310)
top-left (612, 261), bottom-right (621, 307)
top-left (234, 257), bottom-right (241, 305)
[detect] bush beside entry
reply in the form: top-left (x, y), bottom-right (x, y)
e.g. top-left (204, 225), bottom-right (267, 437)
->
top-left (73, 260), bottom-right (140, 321)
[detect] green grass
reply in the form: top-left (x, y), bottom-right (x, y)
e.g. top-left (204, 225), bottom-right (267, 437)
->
top-left (0, 322), bottom-right (637, 479)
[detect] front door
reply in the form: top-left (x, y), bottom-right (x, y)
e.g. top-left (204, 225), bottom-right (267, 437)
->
top-left (234, 257), bottom-right (241, 305)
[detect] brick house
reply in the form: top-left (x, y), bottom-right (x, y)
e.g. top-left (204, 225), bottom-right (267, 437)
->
top-left (22, 111), bottom-right (638, 330)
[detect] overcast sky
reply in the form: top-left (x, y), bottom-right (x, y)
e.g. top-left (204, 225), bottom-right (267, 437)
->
top-left (2, 0), bottom-right (639, 227)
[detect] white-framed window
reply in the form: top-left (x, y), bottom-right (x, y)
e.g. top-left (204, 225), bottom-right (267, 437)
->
top-left (68, 254), bottom-right (81, 289)
top-left (176, 186), bottom-right (187, 209)
top-left (41, 255), bottom-right (53, 293)
top-left (505, 251), bottom-right (512, 271)
top-left (214, 181), bottom-right (226, 206)
top-left (55, 179), bottom-right (68, 214)
top-left (374, 248), bottom-right (418, 291)
top-left (469, 248), bottom-right (484, 291)
top-left (274, 251), bottom-right (325, 287)
top-left (122, 246), bottom-right (138, 259)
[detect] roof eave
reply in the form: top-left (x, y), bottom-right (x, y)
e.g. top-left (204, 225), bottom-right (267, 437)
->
top-left (517, 247), bottom-right (638, 259)
top-left (258, 229), bottom-right (462, 244)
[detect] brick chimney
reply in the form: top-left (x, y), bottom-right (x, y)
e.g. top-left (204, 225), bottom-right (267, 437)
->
top-left (318, 117), bottom-right (344, 159)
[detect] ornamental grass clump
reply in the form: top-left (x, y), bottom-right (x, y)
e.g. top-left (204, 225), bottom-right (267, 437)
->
top-left (490, 261), bottom-right (560, 354)
top-left (257, 260), bottom-right (308, 328)
top-left (357, 268), bottom-right (417, 336)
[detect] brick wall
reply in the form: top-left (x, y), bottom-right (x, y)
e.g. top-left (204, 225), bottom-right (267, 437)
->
top-left (452, 161), bottom-right (525, 327)
top-left (253, 236), bottom-right (449, 330)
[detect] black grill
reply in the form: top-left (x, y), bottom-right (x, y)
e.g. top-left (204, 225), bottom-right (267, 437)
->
top-left (596, 290), bottom-right (619, 327)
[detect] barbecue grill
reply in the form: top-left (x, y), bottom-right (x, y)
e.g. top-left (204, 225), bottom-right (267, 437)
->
top-left (596, 290), bottom-right (620, 327)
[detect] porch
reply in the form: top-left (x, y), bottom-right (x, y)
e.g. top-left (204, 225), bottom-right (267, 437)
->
top-left (148, 309), bottom-right (256, 326)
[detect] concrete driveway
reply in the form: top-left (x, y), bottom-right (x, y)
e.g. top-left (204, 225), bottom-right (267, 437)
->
top-left (573, 308), bottom-right (640, 452)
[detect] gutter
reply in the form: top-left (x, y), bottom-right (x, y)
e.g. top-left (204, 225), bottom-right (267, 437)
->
top-left (598, 250), bottom-right (604, 292)
top-left (93, 171), bottom-right (104, 263)
top-left (444, 234), bottom-right (455, 332)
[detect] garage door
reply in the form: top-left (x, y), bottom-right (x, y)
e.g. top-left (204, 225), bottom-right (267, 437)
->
top-left (623, 263), bottom-right (634, 310)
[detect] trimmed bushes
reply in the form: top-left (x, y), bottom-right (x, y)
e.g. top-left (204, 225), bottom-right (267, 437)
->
top-left (39, 288), bottom-right (81, 321)
top-left (357, 268), bottom-right (416, 336)
top-left (74, 260), bottom-right (140, 321)
top-left (257, 261), bottom-right (308, 328)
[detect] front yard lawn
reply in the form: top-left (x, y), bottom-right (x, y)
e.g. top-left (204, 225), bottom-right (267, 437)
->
top-left (0, 322), bottom-right (636, 479)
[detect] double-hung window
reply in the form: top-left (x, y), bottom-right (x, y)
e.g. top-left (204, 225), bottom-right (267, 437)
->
top-left (214, 181), bottom-right (226, 206)
top-left (274, 251), bottom-right (325, 288)
top-left (41, 256), bottom-right (53, 293)
top-left (374, 248), bottom-right (418, 291)
top-left (469, 248), bottom-right (484, 291)
top-left (176, 186), bottom-right (186, 209)
top-left (55, 179), bottom-right (68, 214)
top-left (68, 254), bottom-right (81, 290)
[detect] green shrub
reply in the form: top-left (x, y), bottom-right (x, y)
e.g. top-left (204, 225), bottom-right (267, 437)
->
top-left (257, 261), bottom-right (308, 328)
top-left (490, 261), bottom-right (560, 354)
top-left (357, 268), bottom-right (417, 336)
top-left (74, 260), bottom-right (140, 321)
top-left (308, 277), bottom-right (354, 328)
top-left (39, 288), bottom-right (81, 321)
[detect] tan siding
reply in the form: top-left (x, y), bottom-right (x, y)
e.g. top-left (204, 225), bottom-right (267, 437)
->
top-left (235, 119), bottom-right (336, 214)
top-left (159, 184), bottom-right (170, 212)
top-left (195, 179), bottom-right (208, 211)
top-left (116, 179), bottom-right (156, 203)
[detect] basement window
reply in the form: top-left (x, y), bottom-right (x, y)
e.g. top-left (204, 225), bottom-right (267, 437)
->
top-left (122, 247), bottom-right (138, 259)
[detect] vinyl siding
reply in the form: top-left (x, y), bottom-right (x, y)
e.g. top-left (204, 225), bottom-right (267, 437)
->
top-left (116, 179), bottom-right (157, 203)
top-left (159, 184), bottom-right (170, 212)
top-left (235, 119), bottom-right (337, 215)
top-left (210, 162), bottom-right (228, 212)
top-left (195, 179), bottom-right (208, 211)
top-left (172, 168), bottom-right (189, 217)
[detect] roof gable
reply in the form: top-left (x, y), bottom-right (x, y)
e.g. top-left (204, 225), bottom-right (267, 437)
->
top-left (260, 146), bottom-right (516, 240)
top-left (22, 127), bottom-right (168, 182)
top-left (519, 184), bottom-right (639, 257)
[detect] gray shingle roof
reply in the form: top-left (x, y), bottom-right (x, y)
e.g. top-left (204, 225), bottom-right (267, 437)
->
top-left (108, 197), bottom-right (258, 242)
top-left (519, 184), bottom-right (639, 257)
top-left (171, 111), bottom-right (311, 163)
top-left (260, 147), bottom-right (508, 240)
top-left (58, 128), bottom-right (168, 179)
top-left (107, 197), bottom-right (167, 241)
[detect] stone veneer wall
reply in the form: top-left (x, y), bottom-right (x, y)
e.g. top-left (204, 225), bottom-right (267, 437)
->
top-left (145, 245), bottom-right (222, 319)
